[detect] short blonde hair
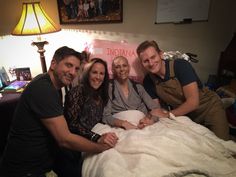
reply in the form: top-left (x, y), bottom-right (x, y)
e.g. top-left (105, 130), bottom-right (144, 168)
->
top-left (112, 56), bottom-right (129, 70)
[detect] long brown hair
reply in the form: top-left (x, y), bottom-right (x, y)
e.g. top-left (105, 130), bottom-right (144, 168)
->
top-left (80, 58), bottom-right (109, 105)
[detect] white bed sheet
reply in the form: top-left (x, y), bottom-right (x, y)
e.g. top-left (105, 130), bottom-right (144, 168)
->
top-left (82, 111), bottom-right (236, 177)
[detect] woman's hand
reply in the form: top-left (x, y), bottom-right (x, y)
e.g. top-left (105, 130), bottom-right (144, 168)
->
top-left (137, 117), bottom-right (155, 129)
top-left (114, 118), bottom-right (137, 130)
top-left (121, 120), bottom-right (137, 130)
top-left (98, 132), bottom-right (118, 147)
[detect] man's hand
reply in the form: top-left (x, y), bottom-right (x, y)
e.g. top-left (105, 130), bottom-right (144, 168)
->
top-left (97, 132), bottom-right (118, 148)
top-left (150, 108), bottom-right (169, 118)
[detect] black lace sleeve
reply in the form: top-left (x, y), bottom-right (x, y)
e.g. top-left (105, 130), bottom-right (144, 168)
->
top-left (64, 86), bottom-right (101, 142)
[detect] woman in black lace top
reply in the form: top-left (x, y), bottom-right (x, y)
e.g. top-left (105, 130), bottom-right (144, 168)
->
top-left (64, 58), bottom-right (110, 142)
top-left (55, 58), bottom-right (118, 177)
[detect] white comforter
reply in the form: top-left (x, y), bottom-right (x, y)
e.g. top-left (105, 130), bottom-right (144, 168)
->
top-left (82, 111), bottom-right (236, 177)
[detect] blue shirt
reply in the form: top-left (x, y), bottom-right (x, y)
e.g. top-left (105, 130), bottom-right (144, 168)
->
top-left (143, 59), bottom-right (202, 99)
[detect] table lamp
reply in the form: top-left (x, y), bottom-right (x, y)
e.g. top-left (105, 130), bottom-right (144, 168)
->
top-left (11, 2), bottom-right (61, 73)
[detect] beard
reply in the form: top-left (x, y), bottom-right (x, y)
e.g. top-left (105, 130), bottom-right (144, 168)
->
top-left (52, 70), bottom-right (71, 88)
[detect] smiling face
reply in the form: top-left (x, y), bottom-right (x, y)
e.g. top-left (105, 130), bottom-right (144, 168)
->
top-left (139, 46), bottom-right (164, 75)
top-left (51, 55), bottom-right (80, 88)
top-left (112, 56), bottom-right (130, 81)
top-left (89, 62), bottom-right (105, 90)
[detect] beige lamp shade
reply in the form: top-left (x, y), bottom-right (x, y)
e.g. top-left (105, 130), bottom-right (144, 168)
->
top-left (12, 2), bottom-right (61, 36)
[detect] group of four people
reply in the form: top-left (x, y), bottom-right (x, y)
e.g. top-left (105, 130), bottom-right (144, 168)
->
top-left (0, 40), bottom-right (229, 177)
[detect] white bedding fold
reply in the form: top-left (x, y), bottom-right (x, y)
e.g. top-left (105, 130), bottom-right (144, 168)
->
top-left (82, 115), bottom-right (236, 177)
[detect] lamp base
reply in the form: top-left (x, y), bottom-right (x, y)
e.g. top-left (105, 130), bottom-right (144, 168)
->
top-left (32, 41), bottom-right (49, 73)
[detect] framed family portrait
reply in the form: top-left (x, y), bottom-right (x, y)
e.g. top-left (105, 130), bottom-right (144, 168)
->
top-left (57, 0), bottom-right (123, 24)
top-left (14, 67), bottom-right (32, 81)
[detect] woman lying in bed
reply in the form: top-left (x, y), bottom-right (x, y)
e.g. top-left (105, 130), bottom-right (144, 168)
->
top-left (102, 55), bottom-right (168, 129)
top-left (83, 57), bottom-right (236, 177)
top-left (84, 110), bottom-right (236, 177)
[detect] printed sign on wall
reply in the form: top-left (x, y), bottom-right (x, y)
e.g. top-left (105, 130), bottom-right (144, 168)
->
top-left (85, 39), bottom-right (145, 82)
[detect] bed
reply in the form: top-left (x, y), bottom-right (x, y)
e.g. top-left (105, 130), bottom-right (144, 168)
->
top-left (82, 110), bottom-right (236, 177)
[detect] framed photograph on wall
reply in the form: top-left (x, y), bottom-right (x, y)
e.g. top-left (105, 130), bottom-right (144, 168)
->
top-left (57, 0), bottom-right (123, 24)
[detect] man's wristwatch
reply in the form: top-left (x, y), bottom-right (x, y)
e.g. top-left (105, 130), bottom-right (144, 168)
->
top-left (91, 133), bottom-right (101, 142)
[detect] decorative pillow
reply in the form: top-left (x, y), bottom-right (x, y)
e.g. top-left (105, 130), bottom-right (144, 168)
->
top-left (113, 110), bottom-right (145, 126)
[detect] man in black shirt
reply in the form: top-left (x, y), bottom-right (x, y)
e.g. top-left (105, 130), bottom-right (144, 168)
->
top-left (0, 46), bottom-right (118, 177)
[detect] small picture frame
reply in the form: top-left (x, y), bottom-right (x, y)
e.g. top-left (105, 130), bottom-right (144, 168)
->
top-left (15, 67), bottom-right (32, 81)
top-left (57, 0), bottom-right (123, 24)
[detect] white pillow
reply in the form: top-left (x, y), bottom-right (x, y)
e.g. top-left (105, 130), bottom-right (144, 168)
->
top-left (112, 110), bottom-right (145, 126)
